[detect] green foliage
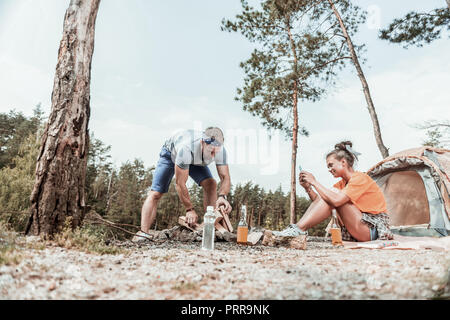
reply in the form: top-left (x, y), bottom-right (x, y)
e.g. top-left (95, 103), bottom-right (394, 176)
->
top-left (0, 104), bottom-right (329, 239)
top-left (0, 105), bottom-right (44, 169)
top-left (415, 120), bottom-right (450, 149)
top-left (85, 134), bottom-right (114, 215)
top-left (0, 134), bottom-right (40, 232)
top-left (0, 222), bottom-right (22, 266)
top-left (154, 180), bottom-right (182, 229)
top-left (0, 106), bottom-right (43, 232)
top-left (105, 159), bottom-right (153, 227)
top-left (423, 128), bottom-right (444, 148)
top-left (379, 7), bottom-right (450, 48)
top-left (54, 218), bottom-right (125, 255)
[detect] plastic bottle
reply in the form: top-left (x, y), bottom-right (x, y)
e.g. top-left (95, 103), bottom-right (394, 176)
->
top-left (202, 206), bottom-right (215, 250)
top-left (330, 210), bottom-right (343, 246)
top-left (237, 205), bottom-right (248, 245)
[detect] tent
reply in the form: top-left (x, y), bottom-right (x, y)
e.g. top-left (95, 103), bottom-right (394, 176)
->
top-left (367, 147), bottom-right (450, 237)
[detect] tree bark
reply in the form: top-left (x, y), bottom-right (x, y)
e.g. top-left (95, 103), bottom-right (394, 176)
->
top-left (26, 0), bottom-right (101, 237)
top-left (446, 0), bottom-right (450, 10)
top-left (328, 0), bottom-right (390, 159)
top-left (286, 17), bottom-right (299, 224)
top-left (290, 83), bottom-right (298, 224)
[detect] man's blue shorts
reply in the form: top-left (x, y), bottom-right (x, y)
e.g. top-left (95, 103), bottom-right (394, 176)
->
top-left (150, 147), bottom-right (213, 194)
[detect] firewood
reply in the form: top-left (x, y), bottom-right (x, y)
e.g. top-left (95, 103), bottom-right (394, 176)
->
top-left (215, 221), bottom-right (228, 233)
top-left (221, 212), bottom-right (233, 233)
top-left (178, 216), bottom-right (202, 232)
top-left (214, 210), bottom-right (224, 224)
top-left (261, 230), bottom-right (307, 250)
top-left (217, 206), bottom-right (233, 232)
top-left (246, 231), bottom-right (264, 245)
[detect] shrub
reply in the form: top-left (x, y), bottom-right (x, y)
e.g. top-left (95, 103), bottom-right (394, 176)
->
top-left (0, 222), bottom-right (22, 266)
top-left (53, 218), bottom-right (126, 255)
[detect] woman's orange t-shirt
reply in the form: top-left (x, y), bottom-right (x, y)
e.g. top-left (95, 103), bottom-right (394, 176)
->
top-left (333, 171), bottom-right (387, 214)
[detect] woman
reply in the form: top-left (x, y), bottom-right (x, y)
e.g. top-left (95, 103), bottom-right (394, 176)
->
top-left (274, 141), bottom-right (393, 242)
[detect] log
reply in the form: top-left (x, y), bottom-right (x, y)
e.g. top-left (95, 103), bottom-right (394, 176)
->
top-left (246, 231), bottom-right (264, 246)
top-left (221, 212), bottom-right (234, 233)
top-left (213, 210), bottom-right (231, 233)
top-left (178, 216), bottom-right (202, 232)
top-left (222, 231), bottom-right (237, 242)
top-left (214, 211), bottom-right (224, 224)
top-left (261, 230), bottom-right (307, 250)
top-left (215, 221), bottom-right (228, 233)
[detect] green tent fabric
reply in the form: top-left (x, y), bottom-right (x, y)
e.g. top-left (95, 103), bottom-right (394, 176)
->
top-left (367, 147), bottom-right (450, 237)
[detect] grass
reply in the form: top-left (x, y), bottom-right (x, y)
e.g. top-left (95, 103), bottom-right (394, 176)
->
top-left (1, 217), bottom-right (127, 263)
top-left (0, 222), bottom-right (22, 266)
top-left (52, 218), bottom-right (127, 255)
top-left (171, 281), bottom-right (199, 292)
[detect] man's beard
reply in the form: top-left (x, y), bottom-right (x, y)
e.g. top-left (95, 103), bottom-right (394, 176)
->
top-left (202, 150), bottom-right (213, 162)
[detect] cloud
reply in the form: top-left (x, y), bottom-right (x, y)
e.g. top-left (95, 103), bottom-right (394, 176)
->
top-left (332, 51), bottom-right (450, 154)
top-left (0, 54), bottom-right (53, 114)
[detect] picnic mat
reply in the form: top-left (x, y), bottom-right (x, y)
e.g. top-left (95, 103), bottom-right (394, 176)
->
top-left (343, 235), bottom-right (450, 251)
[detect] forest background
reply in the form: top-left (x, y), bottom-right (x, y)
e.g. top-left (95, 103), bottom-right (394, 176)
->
top-left (0, 0), bottom-right (448, 238)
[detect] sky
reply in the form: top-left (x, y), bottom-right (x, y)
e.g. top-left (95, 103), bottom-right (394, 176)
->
top-left (0, 0), bottom-right (449, 198)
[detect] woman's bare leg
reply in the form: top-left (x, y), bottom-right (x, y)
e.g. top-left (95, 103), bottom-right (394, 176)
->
top-left (296, 197), bottom-right (332, 231)
top-left (336, 203), bottom-right (371, 241)
top-left (296, 197), bottom-right (371, 242)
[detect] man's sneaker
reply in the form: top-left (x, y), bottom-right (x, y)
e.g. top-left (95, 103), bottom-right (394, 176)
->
top-left (272, 224), bottom-right (307, 237)
top-left (131, 230), bottom-right (152, 243)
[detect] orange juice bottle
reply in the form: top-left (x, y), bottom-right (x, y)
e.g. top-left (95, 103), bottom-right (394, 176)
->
top-left (237, 205), bottom-right (248, 245)
top-left (330, 210), bottom-right (343, 246)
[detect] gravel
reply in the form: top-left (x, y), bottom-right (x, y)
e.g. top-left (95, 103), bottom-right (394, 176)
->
top-left (0, 236), bottom-right (449, 300)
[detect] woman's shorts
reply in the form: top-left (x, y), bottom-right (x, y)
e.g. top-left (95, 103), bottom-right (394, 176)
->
top-left (341, 212), bottom-right (393, 242)
top-left (150, 148), bottom-right (213, 194)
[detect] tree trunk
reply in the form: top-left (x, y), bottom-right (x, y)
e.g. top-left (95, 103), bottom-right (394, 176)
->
top-left (290, 83), bottom-right (298, 224)
top-left (328, 0), bottom-right (389, 159)
top-left (26, 0), bottom-right (101, 237)
top-left (286, 18), bottom-right (299, 225)
top-left (446, 0), bottom-right (450, 9)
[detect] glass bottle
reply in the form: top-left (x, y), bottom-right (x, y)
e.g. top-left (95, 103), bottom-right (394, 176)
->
top-left (202, 206), bottom-right (215, 250)
top-left (330, 210), bottom-right (343, 245)
top-left (237, 205), bottom-right (248, 245)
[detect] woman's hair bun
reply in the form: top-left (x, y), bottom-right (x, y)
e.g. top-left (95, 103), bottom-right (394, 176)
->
top-left (334, 141), bottom-right (352, 150)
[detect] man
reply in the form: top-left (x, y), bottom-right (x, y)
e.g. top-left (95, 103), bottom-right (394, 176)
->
top-left (132, 127), bottom-right (232, 242)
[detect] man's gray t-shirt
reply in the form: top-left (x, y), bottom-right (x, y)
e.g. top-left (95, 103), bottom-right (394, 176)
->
top-left (162, 129), bottom-right (228, 170)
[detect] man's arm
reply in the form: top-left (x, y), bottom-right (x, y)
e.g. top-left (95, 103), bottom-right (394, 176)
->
top-left (175, 165), bottom-right (197, 225)
top-left (216, 164), bottom-right (231, 196)
top-left (216, 164), bottom-right (232, 214)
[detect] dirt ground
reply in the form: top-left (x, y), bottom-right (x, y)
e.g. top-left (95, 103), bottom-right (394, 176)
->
top-left (0, 236), bottom-right (449, 300)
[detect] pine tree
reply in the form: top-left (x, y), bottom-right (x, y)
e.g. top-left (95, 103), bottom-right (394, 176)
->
top-left (222, 0), bottom-right (363, 224)
top-left (0, 105), bottom-right (43, 169)
top-left (379, 1), bottom-right (450, 48)
top-left (27, 0), bottom-right (101, 236)
top-left (327, 0), bottom-right (389, 159)
top-left (0, 134), bottom-right (40, 231)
